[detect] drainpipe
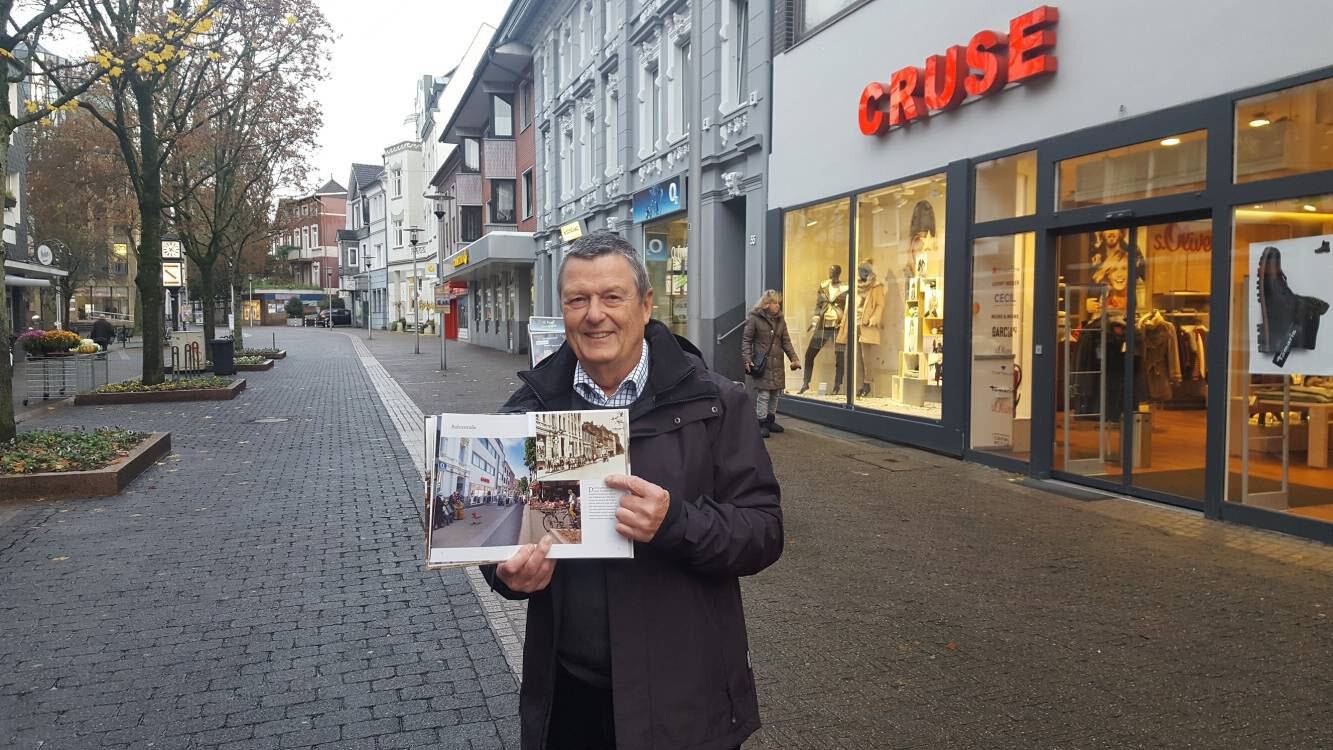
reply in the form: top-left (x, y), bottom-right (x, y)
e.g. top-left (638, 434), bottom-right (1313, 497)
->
top-left (686, 0), bottom-right (703, 349)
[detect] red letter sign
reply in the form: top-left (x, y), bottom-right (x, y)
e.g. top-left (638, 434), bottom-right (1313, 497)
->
top-left (887, 66), bottom-right (926, 127)
top-left (858, 82), bottom-right (890, 135)
top-left (924, 46), bottom-right (967, 111)
top-left (1008, 5), bottom-right (1059, 82)
top-left (964, 30), bottom-right (1008, 97)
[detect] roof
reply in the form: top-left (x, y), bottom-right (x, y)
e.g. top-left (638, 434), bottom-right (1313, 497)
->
top-left (314, 179), bottom-right (346, 196)
top-left (350, 163), bottom-right (384, 189)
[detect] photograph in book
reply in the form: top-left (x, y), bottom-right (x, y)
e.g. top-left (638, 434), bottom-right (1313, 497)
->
top-left (423, 410), bottom-right (633, 568)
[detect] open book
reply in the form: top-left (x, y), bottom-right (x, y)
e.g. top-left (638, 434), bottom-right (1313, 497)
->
top-left (423, 410), bottom-right (636, 569)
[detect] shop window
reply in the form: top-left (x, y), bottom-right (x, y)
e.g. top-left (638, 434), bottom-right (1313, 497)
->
top-left (1057, 131), bottom-right (1206, 210)
top-left (974, 151), bottom-right (1036, 223)
top-left (782, 197), bottom-right (851, 400)
top-left (644, 216), bottom-right (689, 336)
top-left (1227, 192), bottom-right (1333, 524)
top-left (854, 173), bottom-right (947, 419)
top-left (1235, 77), bottom-right (1333, 183)
top-left (970, 233), bottom-right (1035, 458)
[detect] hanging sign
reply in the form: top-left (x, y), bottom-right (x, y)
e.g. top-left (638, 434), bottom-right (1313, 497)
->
top-left (162, 262), bottom-right (183, 287)
top-left (858, 5), bottom-right (1059, 137)
top-left (36, 244), bottom-right (54, 265)
top-left (560, 220), bottom-right (586, 242)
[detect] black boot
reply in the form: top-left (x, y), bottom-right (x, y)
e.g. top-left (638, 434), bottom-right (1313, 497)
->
top-left (766, 414), bottom-right (784, 433)
top-left (758, 418), bottom-right (770, 439)
top-left (1257, 246), bottom-right (1330, 366)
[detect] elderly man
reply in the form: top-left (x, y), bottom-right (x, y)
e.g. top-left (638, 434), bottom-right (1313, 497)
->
top-left (483, 232), bottom-right (783, 750)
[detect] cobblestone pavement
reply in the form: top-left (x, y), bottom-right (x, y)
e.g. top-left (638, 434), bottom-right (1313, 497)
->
top-left (365, 329), bottom-right (1333, 749)
top-left (0, 327), bottom-right (519, 750)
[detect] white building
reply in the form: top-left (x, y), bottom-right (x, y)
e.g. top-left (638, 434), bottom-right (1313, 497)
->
top-left (382, 140), bottom-right (431, 330)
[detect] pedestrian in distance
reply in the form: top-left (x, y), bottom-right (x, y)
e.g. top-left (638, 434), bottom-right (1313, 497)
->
top-left (483, 232), bottom-right (784, 750)
top-left (741, 290), bottom-right (800, 439)
top-left (90, 314), bottom-right (115, 352)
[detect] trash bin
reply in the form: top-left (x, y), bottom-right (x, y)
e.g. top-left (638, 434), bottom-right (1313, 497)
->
top-left (210, 338), bottom-right (236, 376)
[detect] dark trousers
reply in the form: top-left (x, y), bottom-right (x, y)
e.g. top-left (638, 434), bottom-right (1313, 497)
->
top-left (545, 668), bottom-right (743, 750)
top-left (547, 668), bottom-right (615, 750)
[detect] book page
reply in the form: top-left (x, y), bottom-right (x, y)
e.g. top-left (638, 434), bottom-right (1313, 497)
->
top-left (424, 409), bottom-right (634, 568)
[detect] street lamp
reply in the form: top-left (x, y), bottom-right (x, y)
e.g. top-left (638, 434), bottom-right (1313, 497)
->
top-left (427, 193), bottom-right (455, 371)
top-left (363, 250), bottom-right (376, 340)
top-left (406, 227), bottom-right (426, 354)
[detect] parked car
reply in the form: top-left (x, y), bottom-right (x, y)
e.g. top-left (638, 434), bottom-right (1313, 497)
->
top-left (317, 308), bottom-right (353, 327)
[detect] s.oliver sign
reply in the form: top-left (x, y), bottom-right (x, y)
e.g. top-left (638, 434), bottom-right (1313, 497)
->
top-left (858, 5), bottom-right (1058, 137)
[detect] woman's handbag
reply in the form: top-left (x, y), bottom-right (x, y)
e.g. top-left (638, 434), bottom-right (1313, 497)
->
top-left (748, 316), bottom-right (774, 377)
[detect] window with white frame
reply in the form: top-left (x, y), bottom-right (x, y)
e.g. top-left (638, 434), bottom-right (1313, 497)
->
top-left (562, 23), bottom-right (575, 87)
top-left (603, 74), bottom-right (619, 175)
top-left (547, 38), bottom-right (559, 98)
top-left (311, 225), bottom-right (319, 247)
top-left (666, 39), bottom-right (690, 142)
top-left (393, 219), bottom-right (403, 247)
top-left (492, 95), bottom-right (513, 138)
top-left (720, 0), bottom-right (750, 111)
top-left (604, 0), bottom-right (620, 41)
top-left (521, 169), bottom-right (534, 219)
top-left (301, 226), bottom-right (309, 248)
top-left (580, 0), bottom-right (594, 66)
top-left (561, 122), bottom-right (575, 200)
top-left (542, 128), bottom-right (554, 210)
top-left (392, 167), bottom-right (402, 197)
top-left (580, 101), bottom-right (594, 190)
top-left (638, 58), bottom-right (661, 156)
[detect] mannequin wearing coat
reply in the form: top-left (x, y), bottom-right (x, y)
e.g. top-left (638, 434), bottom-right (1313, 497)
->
top-left (838, 262), bottom-right (886, 397)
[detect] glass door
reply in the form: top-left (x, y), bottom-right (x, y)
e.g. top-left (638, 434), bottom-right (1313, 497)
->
top-left (1052, 220), bottom-right (1212, 502)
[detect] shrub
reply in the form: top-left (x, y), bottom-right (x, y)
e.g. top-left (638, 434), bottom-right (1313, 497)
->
top-left (96, 376), bottom-right (233, 393)
top-left (284, 296), bottom-right (305, 318)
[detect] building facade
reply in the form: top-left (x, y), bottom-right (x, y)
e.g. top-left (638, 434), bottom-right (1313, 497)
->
top-left (381, 141), bottom-right (434, 332)
top-left (273, 180), bottom-right (346, 294)
top-left (766, 0), bottom-right (1333, 542)
top-left (341, 163), bottom-right (385, 326)
top-left (511, 0), bottom-right (770, 378)
top-left (436, 29), bottom-right (538, 356)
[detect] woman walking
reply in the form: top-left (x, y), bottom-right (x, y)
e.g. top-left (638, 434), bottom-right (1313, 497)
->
top-left (742, 289), bottom-right (801, 438)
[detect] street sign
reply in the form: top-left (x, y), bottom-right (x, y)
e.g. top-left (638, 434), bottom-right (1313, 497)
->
top-left (560, 220), bottom-right (585, 242)
top-left (162, 262), bottom-right (183, 287)
top-left (161, 240), bottom-right (182, 259)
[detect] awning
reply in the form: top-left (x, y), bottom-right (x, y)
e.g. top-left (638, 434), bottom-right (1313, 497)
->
top-left (440, 231), bottom-right (535, 283)
top-left (5, 259), bottom-right (68, 278)
top-left (5, 275), bottom-right (51, 287)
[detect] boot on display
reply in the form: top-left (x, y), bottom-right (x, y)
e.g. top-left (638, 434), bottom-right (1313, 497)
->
top-left (1256, 246), bottom-right (1330, 367)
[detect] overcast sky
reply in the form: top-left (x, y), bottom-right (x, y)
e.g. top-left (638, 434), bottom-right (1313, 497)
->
top-left (308, 0), bottom-right (510, 192)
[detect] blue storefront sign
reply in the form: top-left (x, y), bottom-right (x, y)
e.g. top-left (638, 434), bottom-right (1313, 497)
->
top-left (631, 175), bottom-right (685, 223)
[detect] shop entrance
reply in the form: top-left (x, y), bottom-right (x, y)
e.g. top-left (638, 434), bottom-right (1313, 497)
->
top-left (1050, 219), bottom-right (1214, 504)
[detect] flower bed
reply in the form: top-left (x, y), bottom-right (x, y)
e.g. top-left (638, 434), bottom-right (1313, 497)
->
top-left (96, 376), bottom-right (234, 393)
top-left (1, 428), bottom-right (146, 474)
top-left (75, 377), bottom-right (246, 405)
top-left (234, 356), bottom-right (274, 372)
top-left (0, 431), bottom-right (171, 501)
top-left (235, 347), bottom-right (285, 359)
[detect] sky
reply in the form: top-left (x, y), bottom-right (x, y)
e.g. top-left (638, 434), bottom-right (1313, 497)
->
top-left (307, 0), bottom-right (510, 192)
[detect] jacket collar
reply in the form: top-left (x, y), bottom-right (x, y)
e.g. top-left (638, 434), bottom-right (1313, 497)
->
top-left (516, 320), bottom-right (707, 410)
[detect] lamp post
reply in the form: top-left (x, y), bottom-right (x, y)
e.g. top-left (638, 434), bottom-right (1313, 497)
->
top-left (426, 193), bottom-right (455, 372)
top-left (363, 250), bottom-right (375, 340)
top-left (406, 227), bottom-right (424, 354)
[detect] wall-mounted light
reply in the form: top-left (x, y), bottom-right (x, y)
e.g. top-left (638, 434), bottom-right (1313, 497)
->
top-left (1248, 114), bottom-right (1272, 128)
top-left (1159, 137), bottom-right (1182, 147)
top-left (1303, 204), bottom-right (1318, 212)
top-left (806, 219), bottom-right (819, 227)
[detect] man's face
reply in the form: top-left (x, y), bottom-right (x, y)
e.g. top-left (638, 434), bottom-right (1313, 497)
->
top-left (560, 254), bottom-right (653, 373)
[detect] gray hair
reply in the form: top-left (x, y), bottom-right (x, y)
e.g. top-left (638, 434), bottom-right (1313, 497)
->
top-left (557, 232), bottom-right (651, 300)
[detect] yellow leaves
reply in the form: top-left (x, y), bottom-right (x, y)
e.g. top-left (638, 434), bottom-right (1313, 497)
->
top-left (286, 14), bottom-right (298, 25)
top-left (0, 48), bottom-right (14, 60)
top-left (39, 117), bottom-right (52, 126)
top-left (177, 49), bottom-right (189, 61)
top-left (155, 63), bottom-right (167, 74)
top-left (162, 44), bottom-right (176, 58)
top-left (135, 57), bottom-right (154, 74)
top-left (109, 66), bottom-right (123, 78)
top-left (91, 49), bottom-right (115, 69)
top-left (207, 51), bottom-right (221, 62)
top-left (23, 100), bottom-right (38, 113)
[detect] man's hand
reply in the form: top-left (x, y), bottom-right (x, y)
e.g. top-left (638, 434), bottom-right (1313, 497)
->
top-left (496, 536), bottom-right (556, 593)
top-left (605, 473), bottom-right (670, 543)
top-left (790, 359), bottom-right (802, 371)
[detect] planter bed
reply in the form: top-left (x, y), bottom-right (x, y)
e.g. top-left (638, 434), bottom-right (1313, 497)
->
top-left (235, 349), bottom-right (286, 360)
top-left (234, 359), bottom-right (274, 372)
top-left (0, 432), bottom-right (171, 501)
top-left (75, 378), bottom-right (246, 405)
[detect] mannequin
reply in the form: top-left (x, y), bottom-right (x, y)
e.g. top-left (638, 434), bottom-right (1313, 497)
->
top-left (799, 265), bottom-right (849, 394)
top-left (838, 261), bottom-right (886, 397)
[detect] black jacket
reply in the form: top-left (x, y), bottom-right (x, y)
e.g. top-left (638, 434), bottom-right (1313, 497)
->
top-left (482, 320), bottom-right (784, 750)
top-left (90, 318), bottom-right (115, 344)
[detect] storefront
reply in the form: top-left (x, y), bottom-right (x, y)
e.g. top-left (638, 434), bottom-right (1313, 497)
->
top-left (440, 231), bottom-right (535, 354)
top-left (634, 176), bottom-right (689, 337)
top-left (769, 0), bottom-right (1333, 542)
